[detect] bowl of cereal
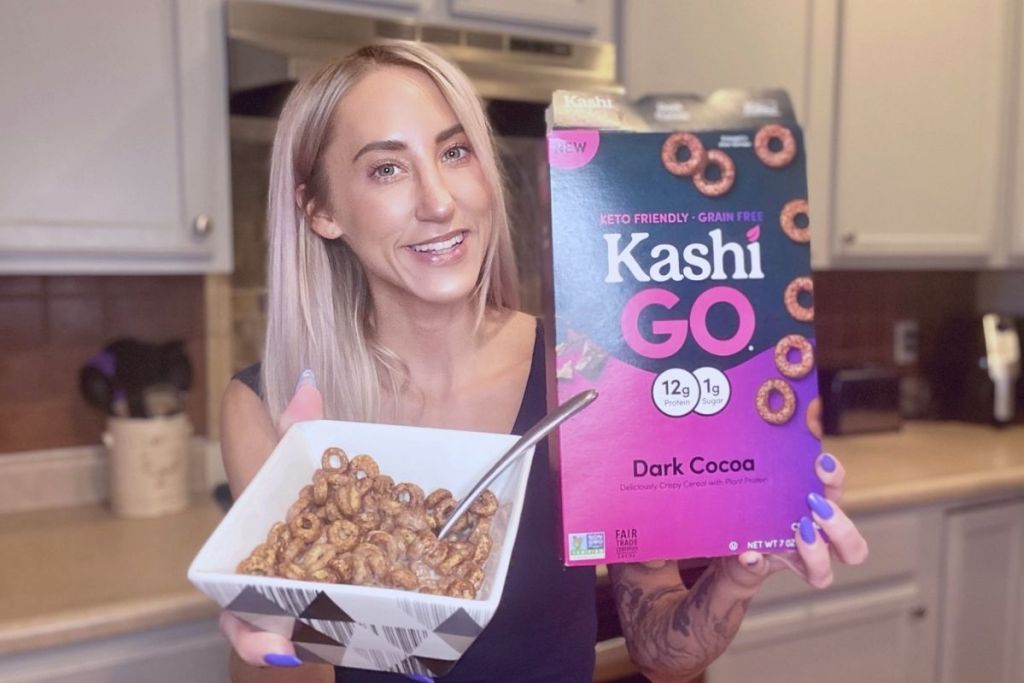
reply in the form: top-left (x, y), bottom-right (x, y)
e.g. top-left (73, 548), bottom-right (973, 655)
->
top-left (187, 420), bottom-right (535, 677)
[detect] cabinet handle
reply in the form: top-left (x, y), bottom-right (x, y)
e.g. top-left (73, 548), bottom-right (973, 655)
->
top-left (909, 605), bottom-right (928, 619)
top-left (842, 232), bottom-right (856, 245)
top-left (193, 214), bottom-right (213, 238)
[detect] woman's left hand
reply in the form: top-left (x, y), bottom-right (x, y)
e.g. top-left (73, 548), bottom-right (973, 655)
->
top-left (718, 452), bottom-right (869, 591)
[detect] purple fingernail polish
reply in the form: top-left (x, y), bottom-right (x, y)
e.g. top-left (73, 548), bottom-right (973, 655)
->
top-left (264, 653), bottom-right (302, 668)
top-left (807, 492), bottom-right (834, 520)
top-left (294, 368), bottom-right (316, 392)
top-left (799, 516), bottom-right (817, 544)
top-left (819, 453), bottom-right (837, 473)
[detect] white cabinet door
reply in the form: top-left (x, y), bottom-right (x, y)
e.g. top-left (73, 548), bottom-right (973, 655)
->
top-left (939, 499), bottom-right (1024, 683)
top-left (448, 0), bottom-right (605, 34)
top-left (0, 0), bottom-right (233, 274)
top-left (706, 582), bottom-right (928, 683)
top-left (618, 0), bottom-right (836, 269)
top-left (828, 0), bottom-right (1014, 263)
top-left (0, 617), bottom-right (229, 683)
top-left (1012, 7), bottom-right (1024, 263)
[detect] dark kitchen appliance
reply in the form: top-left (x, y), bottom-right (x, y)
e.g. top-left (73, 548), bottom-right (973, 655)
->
top-left (928, 315), bottom-right (1023, 426)
top-left (818, 366), bottom-right (902, 435)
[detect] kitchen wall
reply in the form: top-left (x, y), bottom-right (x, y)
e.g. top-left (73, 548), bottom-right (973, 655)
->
top-left (814, 270), bottom-right (978, 371)
top-left (0, 276), bottom-right (207, 454)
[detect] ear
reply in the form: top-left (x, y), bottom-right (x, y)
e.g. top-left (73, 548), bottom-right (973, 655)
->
top-left (295, 183), bottom-right (344, 240)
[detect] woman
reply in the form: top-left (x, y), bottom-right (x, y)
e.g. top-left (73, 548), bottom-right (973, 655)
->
top-left (220, 41), bottom-right (868, 682)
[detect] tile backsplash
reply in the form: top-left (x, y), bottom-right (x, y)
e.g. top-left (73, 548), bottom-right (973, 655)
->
top-left (0, 276), bottom-right (207, 454)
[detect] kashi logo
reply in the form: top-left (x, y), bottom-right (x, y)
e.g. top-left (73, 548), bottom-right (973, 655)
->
top-left (743, 99), bottom-right (781, 117)
top-left (569, 532), bottom-right (606, 560)
top-left (563, 93), bottom-right (615, 110)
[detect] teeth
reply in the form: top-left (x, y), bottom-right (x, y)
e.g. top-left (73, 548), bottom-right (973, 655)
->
top-left (411, 232), bottom-right (464, 253)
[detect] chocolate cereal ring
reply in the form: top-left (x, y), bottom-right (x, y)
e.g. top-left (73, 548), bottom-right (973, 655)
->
top-left (661, 132), bottom-right (707, 177)
top-left (755, 378), bottom-right (797, 425)
top-left (754, 124), bottom-right (797, 168)
top-left (784, 277), bottom-right (814, 322)
top-left (774, 334), bottom-right (815, 379)
top-left (692, 149), bottom-right (736, 197)
top-left (322, 447), bottom-right (348, 471)
top-left (780, 199), bottom-right (810, 243)
top-left (469, 490), bottom-right (498, 517)
top-left (806, 396), bottom-right (823, 439)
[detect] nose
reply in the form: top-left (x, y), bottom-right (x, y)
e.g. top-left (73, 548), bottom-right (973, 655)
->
top-left (415, 164), bottom-right (456, 224)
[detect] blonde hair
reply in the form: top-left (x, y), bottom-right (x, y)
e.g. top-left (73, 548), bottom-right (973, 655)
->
top-left (262, 41), bottom-right (520, 424)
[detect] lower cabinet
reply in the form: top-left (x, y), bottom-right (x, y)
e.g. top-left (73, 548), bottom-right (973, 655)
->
top-left (939, 500), bottom-right (1024, 683)
top-left (705, 496), bottom-right (1024, 683)
top-left (0, 618), bottom-right (228, 683)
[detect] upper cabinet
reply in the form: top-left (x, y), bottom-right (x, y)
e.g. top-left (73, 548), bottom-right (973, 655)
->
top-left (274, 0), bottom-right (614, 40)
top-left (620, 0), bottom-right (1024, 270)
top-left (826, 0), bottom-right (1013, 266)
top-left (0, 0), bottom-right (233, 274)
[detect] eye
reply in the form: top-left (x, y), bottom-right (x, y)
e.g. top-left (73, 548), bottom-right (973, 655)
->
top-left (443, 144), bottom-right (471, 162)
top-left (371, 162), bottom-right (401, 180)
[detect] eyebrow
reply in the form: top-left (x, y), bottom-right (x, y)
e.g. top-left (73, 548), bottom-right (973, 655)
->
top-left (352, 124), bottom-right (465, 162)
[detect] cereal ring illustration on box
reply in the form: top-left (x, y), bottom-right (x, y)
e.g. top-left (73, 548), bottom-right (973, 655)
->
top-left (755, 378), bottom-right (797, 425)
top-left (693, 149), bottom-right (736, 197)
top-left (779, 198), bottom-right (810, 244)
top-left (805, 396), bottom-right (824, 439)
top-left (774, 334), bottom-right (815, 379)
top-left (661, 132), bottom-right (707, 177)
top-left (784, 276), bottom-right (814, 322)
top-left (754, 123), bottom-right (797, 168)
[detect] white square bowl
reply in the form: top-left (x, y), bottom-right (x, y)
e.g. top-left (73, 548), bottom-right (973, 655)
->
top-left (188, 420), bottom-right (534, 677)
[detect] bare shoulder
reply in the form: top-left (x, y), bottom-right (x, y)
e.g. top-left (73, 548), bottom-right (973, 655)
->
top-left (221, 378), bottom-right (278, 498)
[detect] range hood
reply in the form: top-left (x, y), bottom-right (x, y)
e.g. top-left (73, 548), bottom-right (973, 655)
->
top-left (227, 1), bottom-right (621, 117)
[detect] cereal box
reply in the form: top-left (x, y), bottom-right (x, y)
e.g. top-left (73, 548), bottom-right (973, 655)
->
top-left (545, 89), bottom-right (823, 565)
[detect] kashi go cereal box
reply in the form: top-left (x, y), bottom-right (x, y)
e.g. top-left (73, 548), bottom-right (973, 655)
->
top-left (544, 89), bottom-right (824, 566)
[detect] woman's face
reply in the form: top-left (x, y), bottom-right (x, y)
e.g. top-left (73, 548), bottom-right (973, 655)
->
top-left (310, 66), bottom-right (493, 309)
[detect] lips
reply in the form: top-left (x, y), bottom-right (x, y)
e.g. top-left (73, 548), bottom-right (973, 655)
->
top-left (407, 231), bottom-right (466, 254)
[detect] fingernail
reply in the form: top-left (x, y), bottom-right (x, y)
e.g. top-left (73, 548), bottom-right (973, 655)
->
top-left (742, 553), bottom-right (760, 567)
top-left (294, 368), bottom-right (316, 392)
top-left (799, 516), bottom-right (817, 544)
top-left (807, 491), bottom-right (834, 520)
top-left (819, 453), bottom-right (837, 473)
top-left (264, 653), bottom-right (302, 668)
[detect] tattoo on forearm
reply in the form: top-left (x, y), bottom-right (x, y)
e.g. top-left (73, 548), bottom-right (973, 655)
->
top-left (612, 563), bottom-right (752, 678)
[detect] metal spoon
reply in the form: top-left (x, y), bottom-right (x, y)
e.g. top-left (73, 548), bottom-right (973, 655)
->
top-left (437, 389), bottom-right (598, 540)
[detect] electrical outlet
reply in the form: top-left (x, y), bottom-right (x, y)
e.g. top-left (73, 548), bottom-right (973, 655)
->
top-left (893, 319), bottom-right (919, 366)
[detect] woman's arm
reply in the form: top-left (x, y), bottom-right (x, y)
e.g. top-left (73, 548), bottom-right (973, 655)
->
top-left (609, 558), bottom-right (760, 682)
top-left (221, 379), bottom-right (280, 498)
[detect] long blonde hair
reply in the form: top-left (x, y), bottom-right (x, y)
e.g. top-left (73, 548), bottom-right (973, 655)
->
top-left (262, 41), bottom-right (520, 423)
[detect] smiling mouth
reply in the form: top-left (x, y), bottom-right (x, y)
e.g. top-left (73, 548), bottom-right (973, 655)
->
top-left (408, 231), bottom-right (466, 254)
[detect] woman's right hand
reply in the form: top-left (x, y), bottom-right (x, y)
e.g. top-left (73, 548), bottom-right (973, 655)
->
top-left (219, 370), bottom-right (330, 676)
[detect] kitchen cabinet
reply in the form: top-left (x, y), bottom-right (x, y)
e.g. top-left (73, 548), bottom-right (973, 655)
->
top-left (824, 0), bottom-right (1012, 265)
top-left (704, 496), bottom-right (1024, 682)
top-left (620, 0), bottom-right (1024, 269)
top-left (938, 500), bottom-right (1024, 683)
top-left (269, 0), bottom-right (614, 40)
top-left (1013, 13), bottom-right (1024, 263)
top-left (617, 0), bottom-right (836, 269)
top-left (705, 508), bottom-right (941, 683)
top-left (0, 617), bottom-right (228, 683)
top-left (0, 0), bottom-right (232, 274)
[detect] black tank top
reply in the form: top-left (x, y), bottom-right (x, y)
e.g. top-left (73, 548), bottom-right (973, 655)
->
top-left (234, 323), bottom-right (598, 681)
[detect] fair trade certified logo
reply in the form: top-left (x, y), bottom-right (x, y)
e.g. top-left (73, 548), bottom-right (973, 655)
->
top-left (568, 532), bottom-right (606, 560)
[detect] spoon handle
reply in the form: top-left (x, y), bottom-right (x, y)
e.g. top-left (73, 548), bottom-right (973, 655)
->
top-left (437, 389), bottom-right (598, 540)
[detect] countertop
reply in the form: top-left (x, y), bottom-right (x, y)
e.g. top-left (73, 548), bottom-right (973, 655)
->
top-left (3, 421), bottom-right (1023, 656)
